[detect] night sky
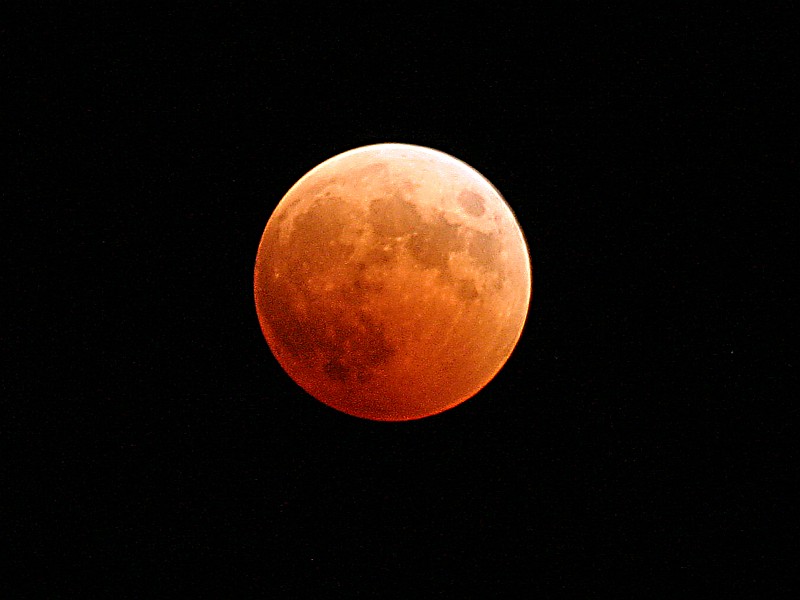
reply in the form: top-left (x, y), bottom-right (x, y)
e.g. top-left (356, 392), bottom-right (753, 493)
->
top-left (9, 4), bottom-right (795, 595)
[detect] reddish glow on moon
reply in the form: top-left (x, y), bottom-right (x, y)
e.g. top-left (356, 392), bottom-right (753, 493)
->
top-left (254, 143), bottom-right (531, 421)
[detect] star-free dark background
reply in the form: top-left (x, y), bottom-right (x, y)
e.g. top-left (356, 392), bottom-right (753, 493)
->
top-left (8, 4), bottom-right (795, 596)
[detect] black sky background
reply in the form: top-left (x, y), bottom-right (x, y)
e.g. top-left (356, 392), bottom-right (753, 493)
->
top-left (8, 4), bottom-right (796, 596)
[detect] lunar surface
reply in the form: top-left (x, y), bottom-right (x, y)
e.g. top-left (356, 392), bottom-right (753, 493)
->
top-left (254, 143), bottom-right (531, 421)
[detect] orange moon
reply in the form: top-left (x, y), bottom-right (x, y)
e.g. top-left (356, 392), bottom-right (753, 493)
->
top-left (254, 143), bottom-right (531, 421)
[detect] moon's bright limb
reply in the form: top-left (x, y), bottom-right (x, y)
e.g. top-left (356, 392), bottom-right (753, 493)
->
top-left (254, 143), bottom-right (531, 421)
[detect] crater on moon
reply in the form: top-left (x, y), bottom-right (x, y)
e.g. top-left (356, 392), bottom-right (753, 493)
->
top-left (458, 189), bottom-right (486, 217)
top-left (254, 143), bottom-right (531, 421)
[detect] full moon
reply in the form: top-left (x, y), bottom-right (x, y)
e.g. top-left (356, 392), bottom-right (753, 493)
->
top-left (254, 143), bottom-right (531, 421)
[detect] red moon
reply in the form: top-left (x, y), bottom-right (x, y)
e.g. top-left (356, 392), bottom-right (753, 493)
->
top-left (254, 144), bottom-right (531, 421)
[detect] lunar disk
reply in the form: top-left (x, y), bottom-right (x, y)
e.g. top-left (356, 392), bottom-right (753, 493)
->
top-left (254, 143), bottom-right (531, 421)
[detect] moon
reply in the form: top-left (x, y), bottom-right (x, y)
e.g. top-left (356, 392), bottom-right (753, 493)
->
top-left (254, 143), bottom-right (531, 421)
